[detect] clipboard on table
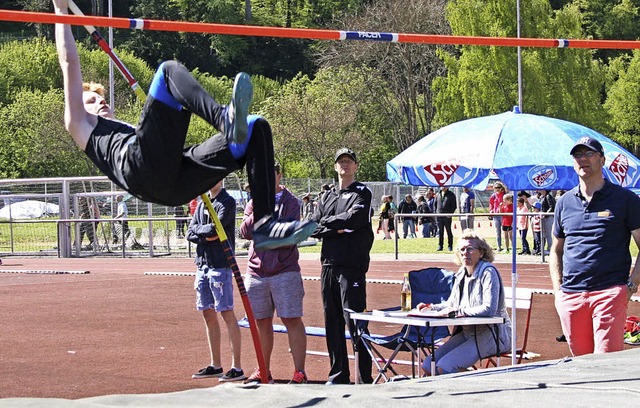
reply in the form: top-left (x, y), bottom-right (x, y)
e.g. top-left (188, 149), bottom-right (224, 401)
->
top-left (407, 309), bottom-right (456, 318)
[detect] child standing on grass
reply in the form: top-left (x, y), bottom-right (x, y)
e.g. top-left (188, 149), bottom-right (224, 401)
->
top-left (500, 193), bottom-right (514, 253)
top-left (516, 197), bottom-right (531, 255)
top-left (531, 202), bottom-right (542, 255)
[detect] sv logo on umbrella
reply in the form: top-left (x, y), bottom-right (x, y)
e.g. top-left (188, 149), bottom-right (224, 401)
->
top-left (609, 153), bottom-right (629, 185)
top-left (528, 165), bottom-right (558, 189)
top-left (424, 162), bottom-right (460, 186)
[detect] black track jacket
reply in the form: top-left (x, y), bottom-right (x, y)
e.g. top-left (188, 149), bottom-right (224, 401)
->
top-left (311, 181), bottom-right (374, 270)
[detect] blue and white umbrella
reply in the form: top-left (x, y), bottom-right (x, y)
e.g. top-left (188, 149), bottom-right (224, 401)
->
top-left (387, 108), bottom-right (640, 365)
top-left (387, 108), bottom-right (640, 190)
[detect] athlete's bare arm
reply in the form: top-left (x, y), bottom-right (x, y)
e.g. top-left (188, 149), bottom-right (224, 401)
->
top-left (53, 0), bottom-right (97, 150)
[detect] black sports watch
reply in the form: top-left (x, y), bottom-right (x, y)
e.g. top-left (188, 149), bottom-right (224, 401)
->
top-left (627, 280), bottom-right (639, 293)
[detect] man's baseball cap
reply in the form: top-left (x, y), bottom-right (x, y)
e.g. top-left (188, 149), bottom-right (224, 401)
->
top-left (334, 147), bottom-right (357, 163)
top-left (570, 137), bottom-right (604, 156)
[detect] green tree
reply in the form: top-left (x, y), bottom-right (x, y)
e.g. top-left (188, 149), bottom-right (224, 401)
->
top-left (0, 89), bottom-right (93, 178)
top-left (605, 50), bottom-right (640, 156)
top-left (0, 37), bottom-right (153, 110)
top-left (261, 66), bottom-right (391, 180)
top-left (317, 0), bottom-right (451, 152)
top-left (573, 0), bottom-right (640, 61)
top-left (247, 0), bottom-right (369, 27)
top-left (0, 38), bottom-right (60, 105)
top-left (433, 0), bottom-right (606, 133)
top-left (123, 0), bottom-right (184, 68)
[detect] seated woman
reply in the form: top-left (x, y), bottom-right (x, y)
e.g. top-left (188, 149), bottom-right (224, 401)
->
top-left (417, 230), bottom-right (512, 375)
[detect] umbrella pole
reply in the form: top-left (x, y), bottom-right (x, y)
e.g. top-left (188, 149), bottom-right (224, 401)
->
top-left (511, 200), bottom-right (517, 366)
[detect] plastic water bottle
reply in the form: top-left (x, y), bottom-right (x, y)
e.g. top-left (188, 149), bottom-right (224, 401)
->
top-left (401, 273), bottom-right (412, 311)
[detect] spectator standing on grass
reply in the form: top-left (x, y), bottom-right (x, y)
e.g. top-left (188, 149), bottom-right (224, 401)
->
top-left (301, 194), bottom-right (314, 221)
top-left (416, 195), bottom-right (431, 238)
top-left (173, 204), bottom-right (187, 238)
top-left (516, 196), bottom-right (531, 255)
top-left (517, 190), bottom-right (533, 211)
top-left (74, 197), bottom-right (99, 250)
top-left (489, 181), bottom-right (506, 251)
top-left (459, 187), bottom-right (475, 230)
top-left (426, 188), bottom-right (437, 237)
top-left (538, 189), bottom-right (556, 255)
top-left (500, 193), bottom-right (514, 254)
top-left (398, 194), bottom-right (418, 239)
top-left (187, 181), bottom-right (245, 382)
top-left (311, 148), bottom-right (374, 385)
top-left (550, 137), bottom-right (640, 356)
top-left (240, 163), bottom-right (308, 385)
top-left (531, 202), bottom-right (542, 255)
top-left (387, 195), bottom-right (397, 236)
top-left (435, 187), bottom-right (457, 251)
top-left (112, 195), bottom-right (130, 245)
top-left (378, 195), bottom-right (391, 239)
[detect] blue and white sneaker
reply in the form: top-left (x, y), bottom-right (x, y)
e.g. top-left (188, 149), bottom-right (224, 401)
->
top-left (253, 216), bottom-right (318, 250)
top-left (225, 72), bottom-right (253, 146)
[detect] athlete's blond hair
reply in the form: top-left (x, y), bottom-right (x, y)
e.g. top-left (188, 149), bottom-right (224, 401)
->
top-left (82, 82), bottom-right (105, 96)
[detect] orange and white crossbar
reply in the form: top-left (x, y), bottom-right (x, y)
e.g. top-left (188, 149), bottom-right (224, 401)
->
top-left (2, 9), bottom-right (640, 49)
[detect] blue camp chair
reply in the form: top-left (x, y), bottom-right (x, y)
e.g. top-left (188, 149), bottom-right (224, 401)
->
top-left (359, 267), bottom-right (455, 383)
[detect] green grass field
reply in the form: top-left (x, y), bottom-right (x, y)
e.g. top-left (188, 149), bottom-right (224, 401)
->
top-left (1, 218), bottom-right (638, 258)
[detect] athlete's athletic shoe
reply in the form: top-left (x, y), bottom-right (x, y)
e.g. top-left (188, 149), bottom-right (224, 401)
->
top-left (253, 216), bottom-right (317, 250)
top-left (192, 365), bottom-right (223, 379)
top-left (219, 368), bottom-right (246, 382)
top-left (288, 370), bottom-right (308, 384)
top-left (243, 368), bottom-right (274, 384)
top-left (225, 72), bottom-right (253, 147)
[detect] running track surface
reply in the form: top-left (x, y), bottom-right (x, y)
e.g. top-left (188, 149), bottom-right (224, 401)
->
top-left (1, 257), bottom-right (638, 398)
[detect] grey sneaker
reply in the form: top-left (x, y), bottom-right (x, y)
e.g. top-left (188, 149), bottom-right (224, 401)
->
top-left (253, 216), bottom-right (318, 250)
top-left (219, 368), bottom-right (246, 382)
top-left (192, 365), bottom-right (223, 379)
top-left (225, 72), bottom-right (253, 146)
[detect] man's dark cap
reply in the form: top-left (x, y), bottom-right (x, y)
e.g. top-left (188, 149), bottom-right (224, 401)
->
top-left (518, 190), bottom-right (531, 198)
top-left (334, 148), bottom-right (357, 163)
top-left (570, 137), bottom-right (604, 156)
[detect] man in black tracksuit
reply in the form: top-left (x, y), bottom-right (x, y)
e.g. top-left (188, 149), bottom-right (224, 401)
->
top-left (436, 187), bottom-right (457, 251)
top-left (311, 148), bottom-right (374, 385)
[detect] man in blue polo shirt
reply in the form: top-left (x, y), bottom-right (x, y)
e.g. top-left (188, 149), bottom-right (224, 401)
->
top-left (550, 137), bottom-right (640, 356)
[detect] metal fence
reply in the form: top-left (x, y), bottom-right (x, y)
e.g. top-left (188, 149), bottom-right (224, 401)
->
top-left (0, 175), bottom-right (335, 258)
top-left (0, 176), bottom-right (497, 259)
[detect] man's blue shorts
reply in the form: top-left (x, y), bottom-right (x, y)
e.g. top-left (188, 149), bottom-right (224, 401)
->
top-left (194, 266), bottom-right (234, 312)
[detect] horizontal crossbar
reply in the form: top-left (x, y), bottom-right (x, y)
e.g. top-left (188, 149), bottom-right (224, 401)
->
top-left (2, 9), bottom-right (640, 49)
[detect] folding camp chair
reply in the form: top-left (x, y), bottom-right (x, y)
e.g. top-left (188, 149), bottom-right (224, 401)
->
top-left (357, 267), bottom-right (454, 383)
top-left (480, 288), bottom-right (534, 367)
